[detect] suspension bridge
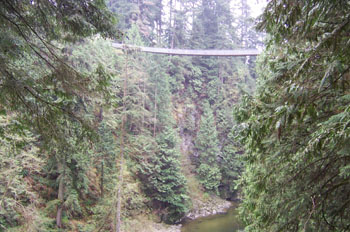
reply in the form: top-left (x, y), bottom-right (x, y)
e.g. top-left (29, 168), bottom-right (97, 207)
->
top-left (112, 43), bottom-right (261, 57)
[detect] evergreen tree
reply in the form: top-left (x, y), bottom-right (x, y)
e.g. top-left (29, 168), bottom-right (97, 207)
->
top-left (194, 101), bottom-right (221, 193)
top-left (0, 1), bottom-right (118, 230)
top-left (137, 58), bottom-right (189, 223)
top-left (108, 0), bottom-right (163, 43)
top-left (0, 114), bottom-right (44, 229)
top-left (140, 124), bottom-right (189, 223)
top-left (0, 0), bottom-right (266, 229)
top-left (236, 1), bottom-right (350, 231)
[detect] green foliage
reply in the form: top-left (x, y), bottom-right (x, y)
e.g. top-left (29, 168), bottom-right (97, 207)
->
top-left (108, 0), bottom-right (162, 40)
top-left (0, 0), bottom-right (263, 229)
top-left (0, 0), bottom-right (119, 146)
top-left (0, 0), bottom-right (119, 230)
top-left (111, 0), bottom-right (258, 206)
top-left (148, 125), bottom-right (189, 223)
top-left (135, 57), bottom-right (189, 223)
top-left (44, 200), bottom-right (61, 218)
top-left (236, 1), bottom-right (350, 231)
top-left (218, 130), bottom-right (242, 199)
top-left (0, 115), bottom-right (42, 229)
top-left (197, 163), bottom-right (221, 192)
top-left (194, 102), bottom-right (221, 193)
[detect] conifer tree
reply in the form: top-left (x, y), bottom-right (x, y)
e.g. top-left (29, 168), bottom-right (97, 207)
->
top-left (236, 1), bottom-right (350, 231)
top-left (137, 58), bottom-right (189, 223)
top-left (108, 0), bottom-right (164, 42)
top-left (0, 1), bottom-right (118, 230)
top-left (194, 101), bottom-right (221, 193)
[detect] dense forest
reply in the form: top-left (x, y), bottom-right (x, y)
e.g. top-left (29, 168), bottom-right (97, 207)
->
top-left (1, 0), bottom-right (349, 232)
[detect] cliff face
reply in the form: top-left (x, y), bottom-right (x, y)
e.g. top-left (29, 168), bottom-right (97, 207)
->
top-left (172, 87), bottom-right (237, 217)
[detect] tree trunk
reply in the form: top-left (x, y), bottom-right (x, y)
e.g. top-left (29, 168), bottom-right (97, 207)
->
top-left (56, 162), bottom-right (65, 228)
top-left (153, 85), bottom-right (157, 137)
top-left (115, 155), bottom-right (124, 232)
top-left (114, 50), bottom-right (128, 232)
top-left (169, 0), bottom-right (175, 49)
top-left (100, 161), bottom-right (104, 198)
top-left (142, 77), bottom-right (146, 130)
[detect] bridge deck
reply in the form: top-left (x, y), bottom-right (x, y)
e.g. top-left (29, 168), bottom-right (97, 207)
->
top-left (112, 43), bottom-right (260, 57)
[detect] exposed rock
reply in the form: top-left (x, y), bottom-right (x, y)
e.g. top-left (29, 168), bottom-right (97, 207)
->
top-left (123, 217), bottom-right (182, 232)
top-left (184, 198), bottom-right (231, 220)
top-left (161, 225), bottom-right (181, 232)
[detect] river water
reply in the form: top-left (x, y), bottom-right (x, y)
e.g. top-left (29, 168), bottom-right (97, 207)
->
top-left (181, 204), bottom-right (244, 232)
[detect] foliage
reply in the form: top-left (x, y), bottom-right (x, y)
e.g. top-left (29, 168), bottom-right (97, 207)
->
top-left (0, 0), bottom-right (118, 144)
top-left (136, 57), bottom-right (189, 223)
top-left (0, 0), bottom-right (263, 229)
top-left (108, 0), bottom-right (162, 41)
top-left (236, 1), bottom-right (350, 231)
top-left (0, 115), bottom-right (43, 229)
top-left (193, 101), bottom-right (221, 193)
top-left (139, 125), bottom-right (189, 223)
top-left (0, 0), bottom-right (119, 230)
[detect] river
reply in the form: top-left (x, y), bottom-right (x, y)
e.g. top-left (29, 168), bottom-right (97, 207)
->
top-left (181, 204), bottom-right (244, 232)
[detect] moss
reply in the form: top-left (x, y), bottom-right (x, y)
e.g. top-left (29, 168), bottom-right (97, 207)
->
top-left (43, 200), bottom-right (61, 218)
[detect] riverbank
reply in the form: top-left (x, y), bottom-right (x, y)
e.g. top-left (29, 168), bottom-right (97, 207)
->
top-left (184, 197), bottom-right (232, 220)
top-left (122, 197), bottom-right (232, 232)
top-left (121, 215), bottom-right (182, 232)
top-left (181, 203), bottom-right (243, 232)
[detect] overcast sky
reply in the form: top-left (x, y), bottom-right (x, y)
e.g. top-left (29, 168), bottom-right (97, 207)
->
top-left (247, 0), bottom-right (268, 17)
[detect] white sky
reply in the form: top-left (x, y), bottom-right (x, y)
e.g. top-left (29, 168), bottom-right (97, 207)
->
top-left (229, 0), bottom-right (268, 18)
top-left (248, 0), bottom-right (268, 17)
top-left (163, 0), bottom-right (268, 29)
